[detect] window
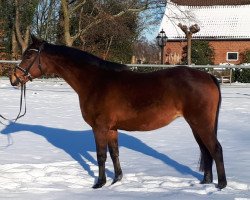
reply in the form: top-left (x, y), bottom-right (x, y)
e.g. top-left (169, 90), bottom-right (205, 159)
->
top-left (227, 52), bottom-right (238, 61)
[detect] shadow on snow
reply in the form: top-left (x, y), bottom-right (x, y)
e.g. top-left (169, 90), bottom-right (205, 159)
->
top-left (1, 122), bottom-right (202, 181)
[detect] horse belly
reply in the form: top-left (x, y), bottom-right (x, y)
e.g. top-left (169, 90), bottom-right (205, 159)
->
top-left (117, 109), bottom-right (182, 131)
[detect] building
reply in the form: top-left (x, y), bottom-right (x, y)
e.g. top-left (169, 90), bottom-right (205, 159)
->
top-left (160, 0), bottom-right (250, 65)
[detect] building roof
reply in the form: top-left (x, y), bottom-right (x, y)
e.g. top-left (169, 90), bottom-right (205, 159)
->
top-left (160, 1), bottom-right (250, 40)
top-left (171, 0), bottom-right (250, 6)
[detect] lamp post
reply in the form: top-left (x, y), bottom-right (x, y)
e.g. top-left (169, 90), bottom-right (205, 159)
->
top-left (156, 29), bottom-right (168, 64)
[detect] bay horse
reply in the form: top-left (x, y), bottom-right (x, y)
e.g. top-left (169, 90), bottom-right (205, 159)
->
top-left (10, 35), bottom-right (227, 189)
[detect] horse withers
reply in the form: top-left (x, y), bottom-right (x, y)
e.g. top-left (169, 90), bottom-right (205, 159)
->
top-left (10, 35), bottom-right (227, 189)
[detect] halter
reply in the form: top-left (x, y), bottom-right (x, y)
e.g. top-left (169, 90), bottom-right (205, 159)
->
top-left (0, 44), bottom-right (44, 125)
top-left (14, 44), bottom-right (44, 82)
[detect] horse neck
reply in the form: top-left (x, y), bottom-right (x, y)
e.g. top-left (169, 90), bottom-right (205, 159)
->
top-left (42, 53), bottom-right (99, 95)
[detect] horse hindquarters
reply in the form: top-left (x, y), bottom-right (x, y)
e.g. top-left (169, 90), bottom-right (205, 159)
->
top-left (184, 78), bottom-right (227, 189)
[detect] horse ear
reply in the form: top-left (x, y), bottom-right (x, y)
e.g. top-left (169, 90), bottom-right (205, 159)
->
top-left (30, 34), bottom-right (43, 45)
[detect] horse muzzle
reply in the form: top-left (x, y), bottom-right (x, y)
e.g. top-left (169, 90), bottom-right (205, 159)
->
top-left (9, 72), bottom-right (22, 87)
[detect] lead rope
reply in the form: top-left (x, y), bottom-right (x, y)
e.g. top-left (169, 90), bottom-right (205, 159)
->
top-left (0, 84), bottom-right (27, 125)
top-left (14, 84), bottom-right (27, 121)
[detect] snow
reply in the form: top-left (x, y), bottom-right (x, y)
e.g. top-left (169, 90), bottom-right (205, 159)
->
top-left (0, 78), bottom-right (250, 199)
top-left (160, 1), bottom-right (250, 39)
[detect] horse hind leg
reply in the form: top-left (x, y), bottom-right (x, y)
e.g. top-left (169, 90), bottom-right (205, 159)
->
top-left (190, 125), bottom-right (227, 189)
top-left (107, 130), bottom-right (123, 184)
top-left (208, 139), bottom-right (227, 189)
top-left (201, 135), bottom-right (227, 189)
top-left (192, 132), bottom-right (213, 184)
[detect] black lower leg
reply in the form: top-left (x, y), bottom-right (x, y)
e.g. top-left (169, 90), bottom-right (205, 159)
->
top-left (110, 154), bottom-right (123, 184)
top-left (201, 171), bottom-right (213, 184)
top-left (109, 142), bottom-right (123, 184)
top-left (214, 142), bottom-right (227, 189)
top-left (192, 133), bottom-right (213, 184)
top-left (200, 149), bottom-right (213, 184)
top-left (93, 153), bottom-right (107, 189)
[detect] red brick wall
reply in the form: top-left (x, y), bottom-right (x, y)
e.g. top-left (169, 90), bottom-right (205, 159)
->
top-left (210, 40), bottom-right (250, 64)
top-left (164, 41), bottom-right (186, 64)
top-left (164, 40), bottom-right (250, 65)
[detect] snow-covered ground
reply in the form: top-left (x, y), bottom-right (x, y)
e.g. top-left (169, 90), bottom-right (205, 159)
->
top-left (0, 78), bottom-right (249, 200)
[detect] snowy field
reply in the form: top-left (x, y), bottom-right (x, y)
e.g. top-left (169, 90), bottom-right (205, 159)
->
top-left (0, 78), bottom-right (250, 200)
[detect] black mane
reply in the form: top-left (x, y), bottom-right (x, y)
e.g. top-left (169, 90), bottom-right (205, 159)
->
top-left (44, 42), bottom-right (129, 72)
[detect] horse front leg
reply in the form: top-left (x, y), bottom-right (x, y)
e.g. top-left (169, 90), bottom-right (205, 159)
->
top-left (108, 130), bottom-right (123, 184)
top-left (92, 128), bottom-right (108, 189)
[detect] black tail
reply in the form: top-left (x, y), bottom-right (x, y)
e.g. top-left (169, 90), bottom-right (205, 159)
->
top-left (199, 75), bottom-right (221, 172)
top-left (210, 75), bottom-right (221, 137)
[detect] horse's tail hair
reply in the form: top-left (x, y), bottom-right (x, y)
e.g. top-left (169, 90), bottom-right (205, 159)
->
top-left (199, 75), bottom-right (221, 172)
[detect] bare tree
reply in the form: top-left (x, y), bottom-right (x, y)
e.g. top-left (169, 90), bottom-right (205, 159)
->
top-left (178, 23), bottom-right (200, 65)
top-left (133, 37), bottom-right (160, 64)
top-left (60, 0), bottom-right (165, 46)
top-left (15, 0), bottom-right (30, 53)
top-left (14, 0), bottom-right (39, 53)
top-left (32, 0), bottom-right (60, 42)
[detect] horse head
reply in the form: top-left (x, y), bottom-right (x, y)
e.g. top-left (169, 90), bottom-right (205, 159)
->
top-left (10, 35), bottom-right (46, 86)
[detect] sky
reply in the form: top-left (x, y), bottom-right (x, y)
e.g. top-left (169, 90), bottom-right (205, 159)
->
top-left (140, 3), bottom-right (166, 42)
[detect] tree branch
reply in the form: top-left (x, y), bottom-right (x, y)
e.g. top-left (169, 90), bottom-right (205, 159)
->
top-left (113, 4), bottom-right (149, 18)
top-left (189, 24), bottom-right (200, 34)
top-left (72, 17), bottom-right (102, 42)
top-left (69, 0), bottom-right (87, 15)
top-left (178, 23), bottom-right (188, 34)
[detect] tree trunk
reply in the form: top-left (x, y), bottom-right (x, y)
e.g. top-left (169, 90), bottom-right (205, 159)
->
top-left (14, 0), bottom-right (31, 53)
top-left (61, 0), bottom-right (74, 46)
top-left (12, 30), bottom-right (19, 59)
top-left (103, 36), bottom-right (114, 60)
top-left (187, 32), bottom-right (192, 65)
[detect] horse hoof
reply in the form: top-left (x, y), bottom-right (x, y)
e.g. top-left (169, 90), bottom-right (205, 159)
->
top-left (112, 173), bottom-right (123, 185)
top-left (217, 181), bottom-right (227, 189)
top-left (200, 173), bottom-right (213, 185)
top-left (92, 179), bottom-right (106, 189)
top-left (200, 179), bottom-right (212, 184)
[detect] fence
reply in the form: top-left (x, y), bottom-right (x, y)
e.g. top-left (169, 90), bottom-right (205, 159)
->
top-left (126, 64), bottom-right (250, 69)
top-left (1, 60), bottom-right (250, 84)
top-left (2, 61), bottom-right (250, 69)
top-left (0, 60), bottom-right (21, 77)
top-left (127, 64), bottom-right (250, 84)
top-left (0, 60), bottom-right (21, 64)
